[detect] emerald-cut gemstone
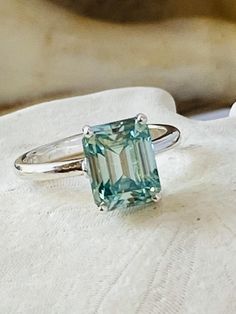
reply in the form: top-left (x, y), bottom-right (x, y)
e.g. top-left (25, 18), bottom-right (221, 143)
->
top-left (82, 116), bottom-right (161, 211)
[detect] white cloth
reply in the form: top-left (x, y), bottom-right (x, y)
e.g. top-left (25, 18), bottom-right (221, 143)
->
top-left (0, 87), bottom-right (236, 314)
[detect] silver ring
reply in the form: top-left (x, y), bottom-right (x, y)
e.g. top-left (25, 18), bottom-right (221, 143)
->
top-left (14, 113), bottom-right (180, 211)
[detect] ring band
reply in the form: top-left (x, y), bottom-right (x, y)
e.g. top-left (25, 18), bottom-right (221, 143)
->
top-left (15, 124), bottom-right (180, 180)
top-left (14, 114), bottom-right (180, 211)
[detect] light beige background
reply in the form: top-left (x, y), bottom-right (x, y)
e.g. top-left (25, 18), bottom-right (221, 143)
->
top-left (0, 0), bottom-right (235, 115)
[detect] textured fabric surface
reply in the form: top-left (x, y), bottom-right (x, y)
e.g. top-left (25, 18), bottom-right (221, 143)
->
top-left (0, 87), bottom-right (236, 314)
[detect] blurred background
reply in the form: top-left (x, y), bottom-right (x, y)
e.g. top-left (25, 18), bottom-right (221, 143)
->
top-left (0, 0), bottom-right (235, 117)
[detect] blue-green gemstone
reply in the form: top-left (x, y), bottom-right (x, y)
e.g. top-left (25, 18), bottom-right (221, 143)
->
top-left (82, 117), bottom-right (161, 211)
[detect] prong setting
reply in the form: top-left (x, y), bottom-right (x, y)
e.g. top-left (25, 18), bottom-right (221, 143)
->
top-left (81, 159), bottom-right (88, 173)
top-left (82, 125), bottom-right (94, 138)
top-left (98, 202), bottom-right (108, 211)
top-left (152, 193), bottom-right (162, 203)
top-left (136, 113), bottom-right (147, 125)
top-left (150, 187), bottom-right (156, 193)
top-left (82, 116), bottom-right (161, 211)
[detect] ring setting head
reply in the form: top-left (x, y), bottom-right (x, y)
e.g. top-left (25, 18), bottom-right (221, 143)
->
top-left (82, 114), bottom-right (161, 211)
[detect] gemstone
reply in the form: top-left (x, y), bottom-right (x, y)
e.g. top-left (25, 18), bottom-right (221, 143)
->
top-left (82, 116), bottom-right (161, 211)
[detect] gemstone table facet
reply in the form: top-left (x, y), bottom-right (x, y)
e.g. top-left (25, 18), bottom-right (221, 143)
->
top-left (82, 117), bottom-right (161, 210)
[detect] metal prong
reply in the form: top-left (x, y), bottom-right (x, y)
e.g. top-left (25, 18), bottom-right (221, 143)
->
top-left (82, 125), bottom-right (94, 138)
top-left (150, 187), bottom-right (156, 193)
top-left (152, 192), bottom-right (162, 203)
top-left (136, 113), bottom-right (147, 125)
top-left (81, 159), bottom-right (88, 173)
top-left (98, 202), bottom-right (108, 211)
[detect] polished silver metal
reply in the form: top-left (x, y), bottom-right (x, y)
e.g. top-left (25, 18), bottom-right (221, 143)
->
top-left (98, 202), bottom-right (107, 212)
top-left (152, 192), bottom-right (162, 203)
top-left (136, 113), bottom-right (147, 125)
top-left (14, 123), bottom-right (180, 181)
top-left (82, 125), bottom-right (94, 138)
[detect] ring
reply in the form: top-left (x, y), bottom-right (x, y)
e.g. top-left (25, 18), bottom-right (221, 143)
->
top-left (14, 113), bottom-right (180, 211)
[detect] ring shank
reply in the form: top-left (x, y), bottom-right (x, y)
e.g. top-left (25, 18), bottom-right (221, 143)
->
top-left (15, 124), bottom-right (180, 180)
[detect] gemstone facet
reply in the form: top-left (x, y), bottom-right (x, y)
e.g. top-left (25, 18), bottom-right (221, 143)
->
top-left (82, 116), bottom-right (161, 211)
